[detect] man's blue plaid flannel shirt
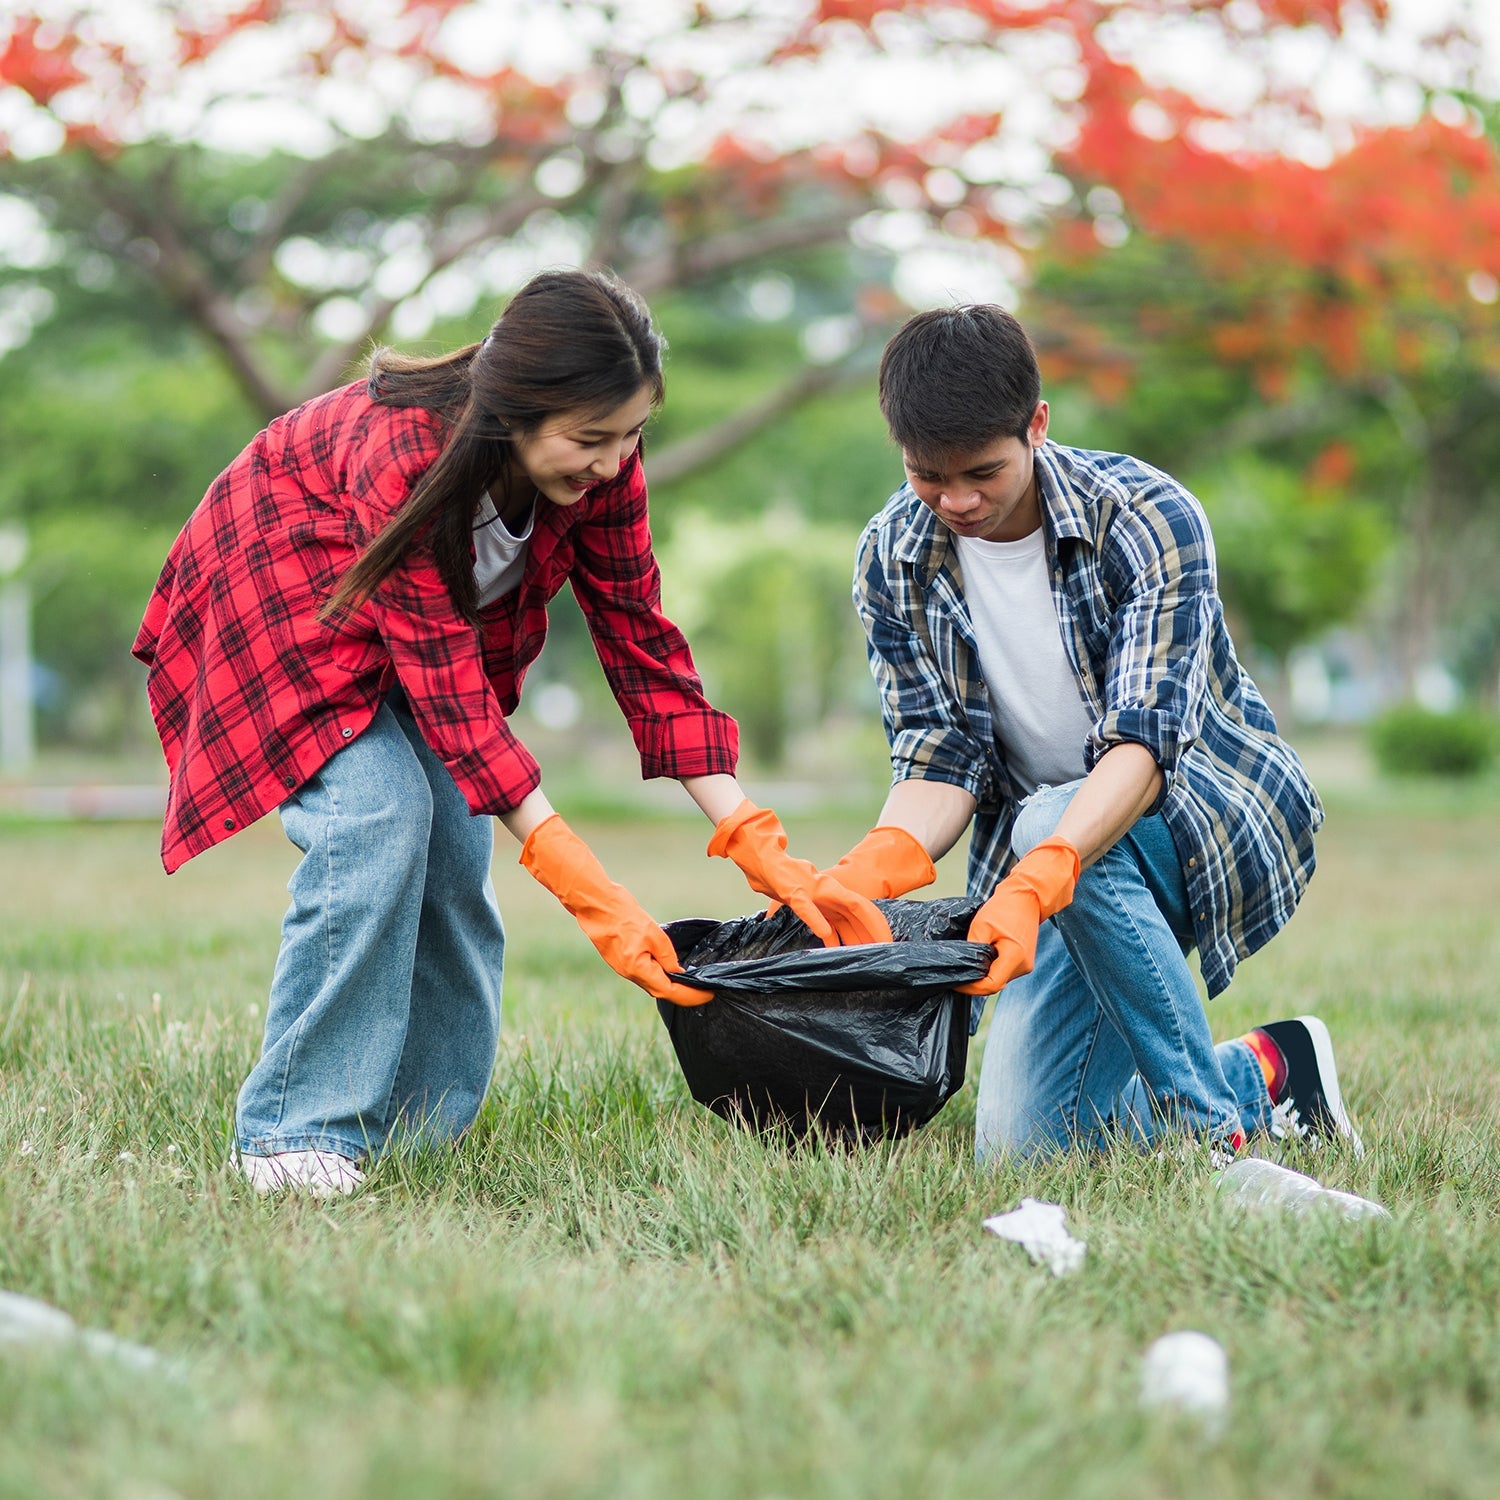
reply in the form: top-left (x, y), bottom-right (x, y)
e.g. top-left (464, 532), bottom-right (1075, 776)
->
top-left (854, 440), bottom-right (1323, 998)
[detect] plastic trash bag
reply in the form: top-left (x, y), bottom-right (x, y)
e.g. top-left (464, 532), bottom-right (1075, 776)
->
top-left (657, 897), bottom-right (993, 1141)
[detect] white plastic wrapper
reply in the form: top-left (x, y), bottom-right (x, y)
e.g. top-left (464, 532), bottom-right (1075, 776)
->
top-left (981, 1197), bottom-right (1087, 1277)
top-left (0, 1289), bottom-right (174, 1376)
top-left (1140, 1330), bottom-right (1229, 1435)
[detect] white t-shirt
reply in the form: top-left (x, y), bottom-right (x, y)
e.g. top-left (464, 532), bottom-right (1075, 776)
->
top-left (954, 527), bottom-right (1093, 795)
top-left (472, 491), bottom-right (536, 606)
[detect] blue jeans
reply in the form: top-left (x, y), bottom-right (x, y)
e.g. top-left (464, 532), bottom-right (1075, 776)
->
top-left (236, 693), bottom-right (505, 1161)
top-left (974, 780), bottom-right (1271, 1162)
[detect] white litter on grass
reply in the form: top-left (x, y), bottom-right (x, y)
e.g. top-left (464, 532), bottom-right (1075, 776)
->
top-left (1215, 1158), bottom-right (1391, 1221)
top-left (1140, 1330), bottom-right (1229, 1435)
top-left (982, 1197), bottom-right (1087, 1277)
top-left (0, 1289), bottom-right (176, 1377)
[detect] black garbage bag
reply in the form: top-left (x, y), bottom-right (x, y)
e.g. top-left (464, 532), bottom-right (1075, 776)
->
top-left (657, 897), bottom-right (993, 1142)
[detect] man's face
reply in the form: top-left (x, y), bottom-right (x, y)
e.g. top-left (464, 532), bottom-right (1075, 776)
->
top-left (902, 401), bottom-right (1049, 543)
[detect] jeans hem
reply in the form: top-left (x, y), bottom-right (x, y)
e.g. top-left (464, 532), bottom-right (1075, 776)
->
top-left (236, 1132), bottom-right (370, 1163)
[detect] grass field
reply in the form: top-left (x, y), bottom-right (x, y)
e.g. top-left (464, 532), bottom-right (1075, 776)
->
top-left (2, 790), bottom-right (1499, 1500)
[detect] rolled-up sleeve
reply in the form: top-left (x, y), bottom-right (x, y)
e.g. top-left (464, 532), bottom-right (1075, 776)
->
top-left (1087, 482), bottom-right (1215, 795)
top-left (854, 521), bottom-right (993, 801)
top-left (570, 456), bottom-right (739, 781)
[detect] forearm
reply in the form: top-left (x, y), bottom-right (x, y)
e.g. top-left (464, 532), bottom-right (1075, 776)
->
top-left (681, 773), bottom-right (749, 826)
top-left (1050, 742), bottom-right (1164, 869)
top-left (872, 778), bottom-right (977, 862)
top-left (499, 787), bottom-right (558, 845)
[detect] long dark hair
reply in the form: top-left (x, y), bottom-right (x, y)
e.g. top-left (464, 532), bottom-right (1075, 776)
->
top-left (322, 267), bottom-right (666, 625)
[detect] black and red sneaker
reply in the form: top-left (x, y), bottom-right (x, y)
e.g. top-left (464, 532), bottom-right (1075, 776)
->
top-left (1257, 1016), bottom-right (1364, 1157)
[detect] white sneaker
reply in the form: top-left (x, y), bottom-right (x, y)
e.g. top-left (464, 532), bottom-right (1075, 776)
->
top-left (236, 1149), bottom-right (366, 1198)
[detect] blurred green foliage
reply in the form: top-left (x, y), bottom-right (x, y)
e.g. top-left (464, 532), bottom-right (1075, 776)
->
top-left (1028, 220), bottom-right (1500, 704)
top-left (658, 509), bottom-right (867, 766)
top-left (1368, 703), bottom-right (1497, 779)
top-left (1190, 456), bottom-right (1390, 661)
top-left (0, 323), bottom-right (254, 744)
top-left (8, 138), bottom-right (1479, 755)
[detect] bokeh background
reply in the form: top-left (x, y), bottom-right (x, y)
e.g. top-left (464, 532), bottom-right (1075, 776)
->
top-left (2, 0), bottom-right (1498, 813)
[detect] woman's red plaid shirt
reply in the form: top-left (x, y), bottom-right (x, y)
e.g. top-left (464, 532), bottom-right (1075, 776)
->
top-left (133, 381), bottom-right (739, 872)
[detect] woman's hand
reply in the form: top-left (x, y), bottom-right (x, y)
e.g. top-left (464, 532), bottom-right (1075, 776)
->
top-left (519, 814), bottom-right (710, 1006)
top-left (706, 799), bottom-right (893, 946)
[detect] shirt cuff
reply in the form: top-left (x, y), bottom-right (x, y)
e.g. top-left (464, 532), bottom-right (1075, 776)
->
top-left (445, 738), bottom-right (544, 816)
top-left (1087, 708), bottom-right (1185, 812)
top-left (889, 726), bottom-right (994, 801)
top-left (632, 708), bottom-right (740, 781)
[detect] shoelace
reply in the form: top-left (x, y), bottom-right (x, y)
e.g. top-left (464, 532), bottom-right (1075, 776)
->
top-left (1270, 1099), bottom-right (1324, 1148)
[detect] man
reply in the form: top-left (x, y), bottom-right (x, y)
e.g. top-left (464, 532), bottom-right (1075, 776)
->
top-left (821, 304), bottom-right (1359, 1161)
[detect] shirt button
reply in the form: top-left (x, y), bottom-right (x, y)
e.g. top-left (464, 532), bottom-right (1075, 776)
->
top-left (284, 775), bottom-right (296, 788)
top-left (1188, 857), bottom-right (1197, 868)
top-left (1197, 911), bottom-right (1206, 922)
top-left (224, 818), bottom-right (235, 830)
top-left (341, 727), bottom-right (353, 738)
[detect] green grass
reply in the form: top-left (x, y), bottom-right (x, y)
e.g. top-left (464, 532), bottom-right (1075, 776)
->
top-left (2, 800), bottom-right (1499, 1499)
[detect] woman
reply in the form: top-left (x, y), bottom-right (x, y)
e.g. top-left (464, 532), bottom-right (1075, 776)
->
top-left (134, 268), bottom-right (889, 1197)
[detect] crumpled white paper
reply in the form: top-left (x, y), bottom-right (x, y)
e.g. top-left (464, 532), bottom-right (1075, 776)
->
top-left (0, 1289), bottom-right (175, 1376)
top-left (981, 1197), bottom-right (1087, 1277)
top-left (1139, 1330), bottom-right (1229, 1435)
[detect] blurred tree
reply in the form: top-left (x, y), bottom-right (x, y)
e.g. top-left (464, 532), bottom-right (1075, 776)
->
top-left (1027, 73), bottom-right (1500, 693)
top-left (1022, 238), bottom-right (1395, 674)
top-left (1190, 455), bottom-right (1389, 666)
top-left (0, 0), bottom-right (1466, 744)
top-left (0, 0), bottom-right (1412, 453)
top-left (658, 508), bottom-right (865, 765)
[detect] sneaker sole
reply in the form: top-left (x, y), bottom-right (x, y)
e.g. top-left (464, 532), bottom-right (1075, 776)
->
top-left (1293, 1014), bottom-right (1364, 1158)
top-left (231, 1151), bottom-right (365, 1197)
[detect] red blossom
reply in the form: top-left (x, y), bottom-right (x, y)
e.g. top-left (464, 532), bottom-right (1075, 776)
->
top-left (0, 18), bottom-right (86, 106)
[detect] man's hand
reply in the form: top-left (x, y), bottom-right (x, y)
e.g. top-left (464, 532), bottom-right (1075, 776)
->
top-left (956, 836), bottom-right (1081, 996)
top-left (821, 825), bottom-right (937, 900)
top-left (766, 825), bottom-right (936, 917)
top-left (708, 800), bottom-right (893, 946)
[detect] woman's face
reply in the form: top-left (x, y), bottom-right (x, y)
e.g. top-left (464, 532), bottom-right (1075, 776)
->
top-left (512, 385), bottom-right (654, 508)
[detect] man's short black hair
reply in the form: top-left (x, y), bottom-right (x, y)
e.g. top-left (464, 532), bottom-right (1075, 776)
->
top-left (878, 304), bottom-right (1041, 468)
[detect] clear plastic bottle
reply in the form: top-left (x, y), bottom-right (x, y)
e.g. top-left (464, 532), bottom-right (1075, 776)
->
top-left (1214, 1157), bottom-right (1391, 1220)
top-left (0, 1289), bottom-right (170, 1373)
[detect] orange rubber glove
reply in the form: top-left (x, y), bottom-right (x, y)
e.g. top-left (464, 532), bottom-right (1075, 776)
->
top-left (822, 825), bottom-right (937, 900)
top-left (520, 814), bottom-right (709, 1007)
top-left (766, 825), bottom-right (937, 915)
top-left (956, 836), bottom-right (1082, 996)
top-left (707, 799), bottom-right (894, 947)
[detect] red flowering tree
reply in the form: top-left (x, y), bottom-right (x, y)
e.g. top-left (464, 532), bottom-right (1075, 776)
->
top-left (4, 0), bottom-right (1480, 740)
top-left (0, 0), bottom-right (1423, 476)
top-left (1025, 47), bottom-right (1500, 691)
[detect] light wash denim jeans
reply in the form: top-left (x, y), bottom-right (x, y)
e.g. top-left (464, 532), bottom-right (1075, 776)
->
top-left (974, 779), bottom-right (1271, 1162)
top-left (236, 692), bottom-right (504, 1161)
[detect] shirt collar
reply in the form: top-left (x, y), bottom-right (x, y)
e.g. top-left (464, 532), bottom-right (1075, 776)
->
top-left (1035, 442), bottom-right (1093, 545)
